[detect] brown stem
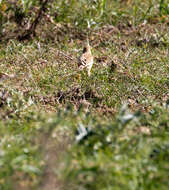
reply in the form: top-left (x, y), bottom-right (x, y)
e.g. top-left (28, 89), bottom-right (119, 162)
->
top-left (18, 0), bottom-right (51, 41)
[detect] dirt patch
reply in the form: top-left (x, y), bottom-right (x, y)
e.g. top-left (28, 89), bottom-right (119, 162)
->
top-left (57, 87), bottom-right (103, 107)
top-left (37, 129), bottom-right (72, 190)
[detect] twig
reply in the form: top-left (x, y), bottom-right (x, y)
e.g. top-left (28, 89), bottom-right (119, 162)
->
top-left (56, 50), bottom-right (76, 62)
top-left (18, 0), bottom-right (52, 41)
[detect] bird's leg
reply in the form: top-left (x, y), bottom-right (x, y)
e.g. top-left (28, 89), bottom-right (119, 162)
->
top-left (87, 68), bottom-right (91, 76)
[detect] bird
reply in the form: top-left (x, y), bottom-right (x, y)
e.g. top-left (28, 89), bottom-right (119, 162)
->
top-left (78, 41), bottom-right (94, 76)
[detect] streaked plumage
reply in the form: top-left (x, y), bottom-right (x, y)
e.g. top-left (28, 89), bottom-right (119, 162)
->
top-left (78, 42), bottom-right (93, 76)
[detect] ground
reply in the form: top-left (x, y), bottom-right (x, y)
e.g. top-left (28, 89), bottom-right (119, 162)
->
top-left (0, 0), bottom-right (169, 189)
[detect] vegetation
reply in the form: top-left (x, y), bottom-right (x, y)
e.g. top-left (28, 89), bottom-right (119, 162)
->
top-left (0, 0), bottom-right (168, 189)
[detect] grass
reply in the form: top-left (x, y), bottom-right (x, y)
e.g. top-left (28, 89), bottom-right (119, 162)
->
top-left (64, 104), bottom-right (169, 190)
top-left (0, 0), bottom-right (169, 189)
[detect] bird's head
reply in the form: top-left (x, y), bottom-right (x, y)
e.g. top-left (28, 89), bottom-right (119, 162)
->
top-left (83, 41), bottom-right (91, 53)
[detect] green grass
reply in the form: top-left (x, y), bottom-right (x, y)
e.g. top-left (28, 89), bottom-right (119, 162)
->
top-left (64, 104), bottom-right (169, 190)
top-left (0, 0), bottom-right (169, 189)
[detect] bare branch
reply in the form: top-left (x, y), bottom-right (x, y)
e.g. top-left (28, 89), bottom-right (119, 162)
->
top-left (18, 0), bottom-right (52, 41)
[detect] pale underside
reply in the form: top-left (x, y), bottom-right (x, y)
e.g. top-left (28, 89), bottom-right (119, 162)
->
top-left (78, 45), bottom-right (93, 76)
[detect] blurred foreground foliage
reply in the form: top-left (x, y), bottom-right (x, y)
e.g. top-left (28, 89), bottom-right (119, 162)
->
top-left (0, 100), bottom-right (168, 189)
top-left (64, 103), bottom-right (169, 190)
